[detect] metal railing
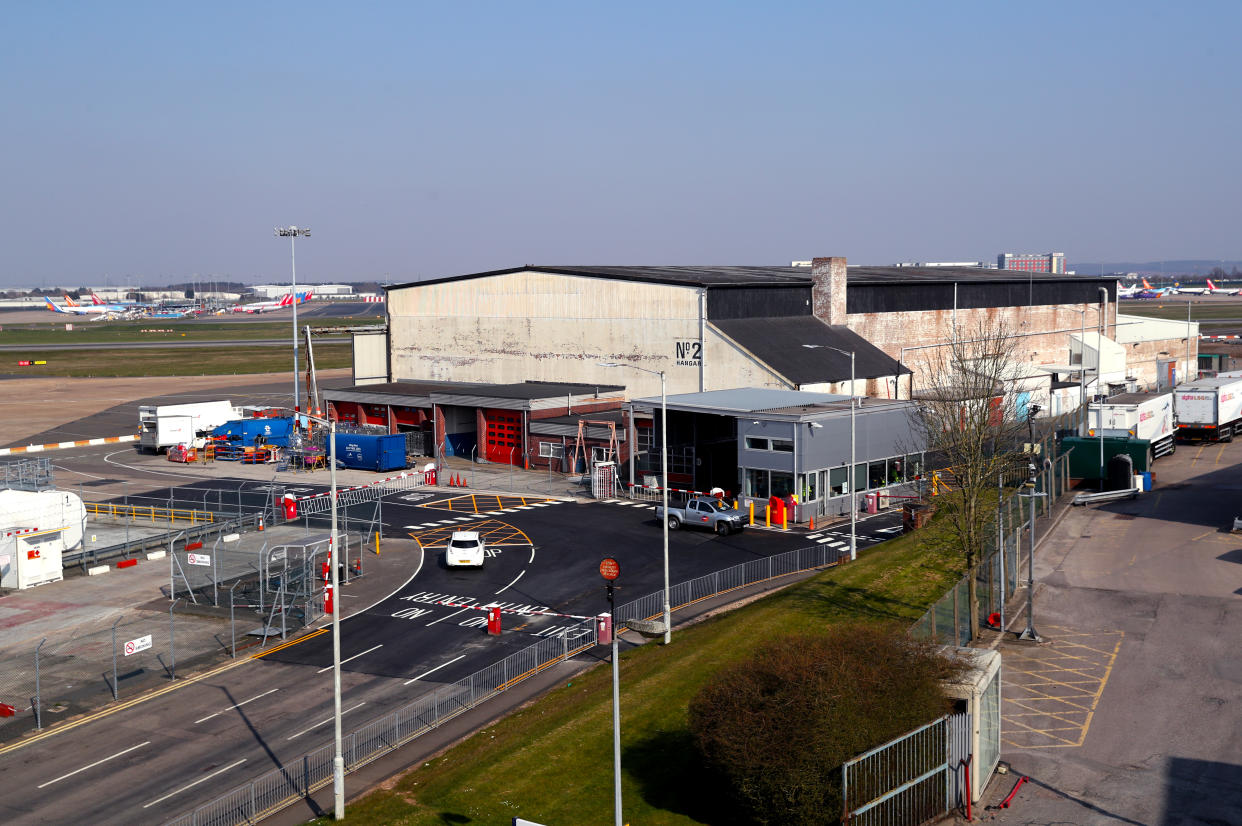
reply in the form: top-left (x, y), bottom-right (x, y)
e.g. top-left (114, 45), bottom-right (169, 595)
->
top-left (842, 712), bottom-right (972, 824)
top-left (65, 513), bottom-right (264, 570)
top-left (0, 457), bottom-right (53, 491)
top-left (168, 539), bottom-right (849, 826)
top-left (86, 502), bottom-right (215, 525)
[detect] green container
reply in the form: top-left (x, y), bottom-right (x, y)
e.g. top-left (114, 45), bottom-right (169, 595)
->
top-left (1060, 436), bottom-right (1153, 480)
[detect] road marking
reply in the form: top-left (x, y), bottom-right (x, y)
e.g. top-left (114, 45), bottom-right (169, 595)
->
top-left (194, 688), bottom-right (281, 724)
top-left (495, 570), bottom-right (525, 594)
top-left (484, 510), bottom-right (503, 515)
top-left (512, 505), bottom-right (533, 510)
top-left (251, 628), bottom-right (329, 659)
top-left (318, 644), bottom-right (383, 674)
top-left (37, 741), bottom-right (151, 788)
top-left (427, 607), bottom-right (471, 626)
top-left (403, 655), bottom-right (466, 685)
top-left (807, 533), bottom-right (822, 539)
top-left (287, 702), bottom-right (367, 740)
top-left (528, 547), bottom-right (536, 563)
top-left (141, 758), bottom-right (247, 808)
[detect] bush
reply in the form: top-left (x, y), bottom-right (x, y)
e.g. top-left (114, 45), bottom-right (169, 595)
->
top-left (687, 624), bottom-right (965, 825)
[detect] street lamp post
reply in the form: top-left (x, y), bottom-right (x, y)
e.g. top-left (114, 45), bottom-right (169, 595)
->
top-left (275, 226), bottom-right (311, 415)
top-left (802, 345), bottom-right (856, 560)
top-left (1018, 407), bottom-right (1045, 643)
top-left (598, 362), bottom-right (671, 644)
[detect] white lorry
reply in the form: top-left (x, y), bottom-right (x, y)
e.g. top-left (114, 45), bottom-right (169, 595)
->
top-left (1174, 376), bottom-right (1242, 442)
top-left (138, 400), bottom-right (241, 452)
top-left (0, 489), bottom-right (84, 589)
top-left (1084, 392), bottom-right (1176, 459)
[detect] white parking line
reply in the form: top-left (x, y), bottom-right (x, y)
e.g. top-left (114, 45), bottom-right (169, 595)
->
top-left (286, 702), bottom-right (367, 740)
top-left (141, 759), bottom-right (247, 808)
top-left (494, 570), bottom-right (525, 594)
top-left (529, 502), bottom-right (551, 507)
top-left (317, 644), bottom-right (383, 674)
top-left (484, 510), bottom-right (503, 515)
top-left (194, 688), bottom-right (280, 724)
top-left (38, 741), bottom-right (151, 788)
top-left (512, 506), bottom-right (533, 510)
top-left (403, 655), bottom-right (466, 685)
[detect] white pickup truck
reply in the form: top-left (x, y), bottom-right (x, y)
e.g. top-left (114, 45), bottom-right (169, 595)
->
top-left (656, 496), bottom-right (746, 535)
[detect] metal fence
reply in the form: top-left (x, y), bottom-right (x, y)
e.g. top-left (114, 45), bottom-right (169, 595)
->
top-left (842, 712), bottom-right (972, 825)
top-left (65, 512), bottom-right (266, 570)
top-left (909, 452), bottom-right (1070, 645)
top-left (0, 457), bottom-right (53, 491)
top-left (168, 539), bottom-right (849, 826)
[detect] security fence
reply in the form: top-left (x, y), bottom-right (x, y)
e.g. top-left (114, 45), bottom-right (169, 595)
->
top-left (0, 457), bottom-right (53, 491)
top-left (909, 451), bottom-right (1070, 646)
top-left (168, 539), bottom-right (851, 826)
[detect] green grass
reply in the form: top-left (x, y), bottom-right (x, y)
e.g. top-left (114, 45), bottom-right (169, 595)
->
top-left (315, 519), bottom-right (966, 826)
top-left (0, 317), bottom-right (368, 346)
top-left (1122, 302), bottom-right (1242, 322)
top-left (1, 343), bottom-right (351, 377)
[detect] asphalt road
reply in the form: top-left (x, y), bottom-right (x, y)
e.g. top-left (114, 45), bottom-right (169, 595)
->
top-left (0, 338), bottom-right (347, 352)
top-left (0, 459), bottom-right (891, 824)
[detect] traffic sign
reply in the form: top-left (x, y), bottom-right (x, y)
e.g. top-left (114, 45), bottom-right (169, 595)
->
top-left (187, 552), bottom-right (211, 567)
top-left (124, 634), bottom-right (152, 656)
top-left (599, 557), bottom-right (620, 580)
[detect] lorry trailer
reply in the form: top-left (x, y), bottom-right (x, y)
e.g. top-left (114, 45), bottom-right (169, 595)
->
top-left (1084, 392), bottom-right (1176, 459)
top-left (139, 400), bottom-right (242, 452)
top-left (1174, 377), bottom-right (1242, 442)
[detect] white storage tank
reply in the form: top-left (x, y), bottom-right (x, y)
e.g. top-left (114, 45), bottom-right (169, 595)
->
top-left (0, 489), bottom-right (85, 589)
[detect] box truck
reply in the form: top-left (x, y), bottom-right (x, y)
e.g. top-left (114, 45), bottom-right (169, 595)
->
top-left (1174, 376), bottom-right (1242, 442)
top-left (1084, 392), bottom-right (1176, 459)
top-left (139, 400), bottom-right (242, 452)
top-left (0, 489), bottom-right (84, 589)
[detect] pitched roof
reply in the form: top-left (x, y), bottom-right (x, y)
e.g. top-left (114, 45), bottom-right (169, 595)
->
top-left (712, 316), bottom-right (910, 385)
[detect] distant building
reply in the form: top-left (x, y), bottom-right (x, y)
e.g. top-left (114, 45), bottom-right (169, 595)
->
top-left (251, 283), bottom-right (354, 298)
top-left (997, 252), bottom-right (1066, 273)
top-left (893, 261), bottom-right (992, 269)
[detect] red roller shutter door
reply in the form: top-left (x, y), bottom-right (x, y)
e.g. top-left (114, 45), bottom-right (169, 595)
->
top-left (483, 409), bottom-right (521, 464)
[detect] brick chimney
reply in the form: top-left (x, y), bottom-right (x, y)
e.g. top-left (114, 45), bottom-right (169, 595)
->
top-left (811, 257), bottom-right (847, 325)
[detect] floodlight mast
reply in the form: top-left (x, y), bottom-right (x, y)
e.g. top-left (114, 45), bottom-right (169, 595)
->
top-left (275, 226), bottom-right (311, 419)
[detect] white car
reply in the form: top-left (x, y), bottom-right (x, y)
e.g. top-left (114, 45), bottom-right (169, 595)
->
top-left (445, 531), bottom-right (486, 568)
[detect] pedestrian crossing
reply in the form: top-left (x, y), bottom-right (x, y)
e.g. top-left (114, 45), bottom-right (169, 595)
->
top-left (404, 499), bottom-right (568, 530)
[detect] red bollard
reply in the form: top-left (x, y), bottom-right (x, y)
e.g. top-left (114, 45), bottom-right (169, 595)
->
top-left (596, 613), bottom-right (613, 645)
top-left (487, 606), bottom-right (502, 635)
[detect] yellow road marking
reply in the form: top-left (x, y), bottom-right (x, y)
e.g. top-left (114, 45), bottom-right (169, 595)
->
top-left (1194, 444), bottom-right (1206, 462)
top-left (249, 628), bottom-right (329, 659)
top-left (1217, 444), bottom-right (1227, 465)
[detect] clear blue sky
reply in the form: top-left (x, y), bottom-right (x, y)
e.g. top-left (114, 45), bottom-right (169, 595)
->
top-left (2, 2), bottom-right (1239, 287)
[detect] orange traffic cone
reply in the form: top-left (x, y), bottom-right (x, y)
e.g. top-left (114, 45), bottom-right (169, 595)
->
top-left (448, 474), bottom-right (457, 487)
top-left (809, 515), bottom-right (815, 531)
top-left (460, 474), bottom-right (468, 488)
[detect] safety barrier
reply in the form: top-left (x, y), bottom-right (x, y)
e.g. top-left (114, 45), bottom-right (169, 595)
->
top-left (86, 502), bottom-right (215, 525)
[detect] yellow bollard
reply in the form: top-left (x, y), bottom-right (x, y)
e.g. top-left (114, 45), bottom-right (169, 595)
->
top-left (765, 505), bottom-right (770, 527)
top-left (782, 508), bottom-right (787, 530)
top-left (375, 530), bottom-right (381, 556)
top-left (748, 501), bottom-right (754, 525)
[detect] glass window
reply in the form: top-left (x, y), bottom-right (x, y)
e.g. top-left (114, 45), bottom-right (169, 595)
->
top-left (828, 466), bottom-right (848, 497)
top-left (888, 458), bottom-right (904, 485)
top-left (800, 471), bottom-right (818, 501)
top-left (868, 460), bottom-right (887, 489)
top-left (539, 442), bottom-right (564, 458)
top-left (745, 468), bottom-right (770, 499)
top-left (854, 462), bottom-right (868, 492)
top-left (744, 436), bottom-right (769, 451)
top-left (905, 453), bottom-right (924, 481)
top-left (771, 439), bottom-right (793, 453)
top-left (770, 471), bottom-right (794, 498)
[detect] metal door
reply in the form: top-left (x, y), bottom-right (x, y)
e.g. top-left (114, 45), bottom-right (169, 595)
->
top-left (483, 409), bottom-right (521, 464)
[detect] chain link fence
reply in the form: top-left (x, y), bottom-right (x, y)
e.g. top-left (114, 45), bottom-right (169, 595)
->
top-left (909, 452), bottom-right (1070, 645)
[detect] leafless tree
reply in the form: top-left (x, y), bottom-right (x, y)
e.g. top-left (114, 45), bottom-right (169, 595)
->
top-left (908, 319), bottom-right (1029, 640)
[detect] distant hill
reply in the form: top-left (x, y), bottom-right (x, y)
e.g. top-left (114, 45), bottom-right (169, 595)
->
top-left (1074, 260), bottom-right (1242, 278)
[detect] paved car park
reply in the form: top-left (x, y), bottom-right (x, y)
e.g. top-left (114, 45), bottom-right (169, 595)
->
top-left (982, 438), bottom-right (1242, 825)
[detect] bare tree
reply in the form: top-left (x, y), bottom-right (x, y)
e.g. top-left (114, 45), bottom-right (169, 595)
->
top-left (908, 319), bottom-right (1029, 640)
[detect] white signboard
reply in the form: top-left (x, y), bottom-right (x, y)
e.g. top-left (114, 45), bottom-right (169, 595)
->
top-left (187, 552), bottom-right (211, 567)
top-left (124, 634), bottom-right (153, 656)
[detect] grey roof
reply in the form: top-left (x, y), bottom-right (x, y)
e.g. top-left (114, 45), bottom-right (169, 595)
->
top-left (387, 264), bottom-right (1110, 292)
top-left (633, 387), bottom-right (848, 414)
top-left (712, 317), bottom-right (910, 384)
top-left (325, 380), bottom-right (624, 403)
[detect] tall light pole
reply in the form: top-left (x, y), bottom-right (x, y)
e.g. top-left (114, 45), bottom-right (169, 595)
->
top-left (598, 362), bottom-right (671, 643)
top-left (1018, 406), bottom-right (1045, 642)
top-left (802, 345), bottom-right (856, 560)
top-left (275, 226), bottom-right (311, 416)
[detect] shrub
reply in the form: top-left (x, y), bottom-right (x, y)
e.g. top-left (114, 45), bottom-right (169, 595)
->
top-left (687, 623), bottom-right (965, 825)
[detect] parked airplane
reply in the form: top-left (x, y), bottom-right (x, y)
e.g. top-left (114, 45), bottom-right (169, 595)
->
top-left (1207, 279), bottom-right (1240, 296)
top-left (89, 292), bottom-right (149, 310)
top-left (1136, 278), bottom-right (1175, 298)
top-left (44, 296), bottom-right (125, 315)
top-left (1175, 281), bottom-right (1215, 295)
top-left (1118, 283), bottom-right (1144, 298)
top-left (230, 291), bottom-right (311, 314)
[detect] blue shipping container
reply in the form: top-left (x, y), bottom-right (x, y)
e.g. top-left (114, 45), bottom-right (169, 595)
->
top-left (330, 433), bottom-right (407, 472)
top-left (212, 417), bottom-right (295, 447)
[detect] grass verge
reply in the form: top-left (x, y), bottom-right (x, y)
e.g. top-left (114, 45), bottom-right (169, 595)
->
top-left (314, 520), bottom-right (965, 825)
top-left (0, 343), bottom-right (351, 377)
top-left (0, 317), bottom-right (367, 345)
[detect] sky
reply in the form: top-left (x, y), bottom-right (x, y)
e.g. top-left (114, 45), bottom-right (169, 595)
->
top-left (3, 2), bottom-right (1240, 287)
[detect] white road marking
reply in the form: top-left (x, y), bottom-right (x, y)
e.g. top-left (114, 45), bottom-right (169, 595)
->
top-left (317, 644), bottom-right (383, 674)
top-left (403, 655), bottom-right (466, 685)
top-left (141, 758), bottom-right (247, 808)
top-left (287, 703), bottom-right (367, 740)
top-left (494, 570), bottom-right (525, 594)
top-left (528, 502), bottom-right (551, 507)
top-left (817, 538), bottom-right (835, 544)
top-left (427, 607), bottom-right (471, 626)
top-left (38, 741), bottom-right (151, 788)
top-left (484, 510), bottom-right (503, 515)
top-left (194, 688), bottom-right (280, 724)
top-left (103, 449), bottom-right (202, 479)
top-left (528, 547), bottom-right (536, 563)
top-left (512, 506), bottom-right (533, 510)
top-left (807, 533), bottom-right (822, 539)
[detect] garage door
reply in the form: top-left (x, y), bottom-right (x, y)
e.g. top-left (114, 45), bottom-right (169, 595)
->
top-left (483, 409), bottom-right (522, 464)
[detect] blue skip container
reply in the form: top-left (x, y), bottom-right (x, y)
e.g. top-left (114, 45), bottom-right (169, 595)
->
top-left (330, 433), bottom-right (408, 472)
top-left (212, 417), bottom-right (295, 447)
